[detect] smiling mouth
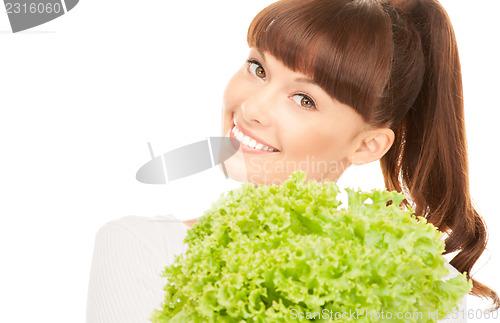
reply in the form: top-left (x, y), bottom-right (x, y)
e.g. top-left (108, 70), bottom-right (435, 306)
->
top-left (231, 123), bottom-right (280, 152)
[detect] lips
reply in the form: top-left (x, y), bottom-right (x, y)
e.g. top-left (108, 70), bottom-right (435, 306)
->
top-left (232, 120), bottom-right (280, 152)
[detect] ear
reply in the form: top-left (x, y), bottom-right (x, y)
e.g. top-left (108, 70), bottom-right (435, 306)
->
top-left (348, 128), bottom-right (395, 165)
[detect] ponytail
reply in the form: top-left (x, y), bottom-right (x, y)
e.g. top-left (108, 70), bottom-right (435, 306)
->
top-left (380, 0), bottom-right (499, 309)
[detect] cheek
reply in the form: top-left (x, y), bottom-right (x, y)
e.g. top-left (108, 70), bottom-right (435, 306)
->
top-left (223, 72), bottom-right (247, 111)
top-left (222, 71), bottom-right (252, 135)
top-left (285, 125), bottom-right (350, 160)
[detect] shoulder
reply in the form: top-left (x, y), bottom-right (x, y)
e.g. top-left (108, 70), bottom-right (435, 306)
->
top-left (95, 214), bottom-right (190, 265)
top-left (87, 215), bottom-right (190, 322)
top-left (101, 214), bottom-right (189, 238)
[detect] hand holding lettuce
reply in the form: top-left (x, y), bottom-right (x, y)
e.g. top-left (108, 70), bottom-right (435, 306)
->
top-left (151, 170), bottom-right (471, 322)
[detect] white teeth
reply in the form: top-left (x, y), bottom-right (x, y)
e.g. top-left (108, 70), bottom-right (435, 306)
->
top-left (231, 124), bottom-right (278, 152)
top-left (241, 136), bottom-right (251, 146)
top-left (248, 139), bottom-right (257, 148)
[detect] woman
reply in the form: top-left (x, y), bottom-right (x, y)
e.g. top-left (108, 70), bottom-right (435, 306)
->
top-left (86, 0), bottom-right (499, 321)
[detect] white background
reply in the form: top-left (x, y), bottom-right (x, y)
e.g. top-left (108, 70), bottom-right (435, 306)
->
top-left (0, 0), bottom-right (498, 322)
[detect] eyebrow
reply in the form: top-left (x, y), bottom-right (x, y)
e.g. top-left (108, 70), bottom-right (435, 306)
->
top-left (255, 48), bottom-right (266, 63)
top-left (294, 76), bottom-right (318, 85)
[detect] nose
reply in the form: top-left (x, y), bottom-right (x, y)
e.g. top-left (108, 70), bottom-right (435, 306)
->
top-left (241, 84), bottom-right (278, 126)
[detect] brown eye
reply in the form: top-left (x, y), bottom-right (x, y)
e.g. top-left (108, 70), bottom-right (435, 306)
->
top-left (255, 65), bottom-right (266, 78)
top-left (301, 96), bottom-right (313, 109)
top-left (249, 61), bottom-right (267, 79)
top-left (291, 94), bottom-right (317, 110)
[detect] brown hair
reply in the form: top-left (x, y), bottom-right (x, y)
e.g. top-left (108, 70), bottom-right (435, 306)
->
top-left (247, 0), bottom-right (499, 308)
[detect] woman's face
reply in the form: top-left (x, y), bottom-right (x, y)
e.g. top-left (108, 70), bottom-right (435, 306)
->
top-left (221, 47), bottom-right (371, 185)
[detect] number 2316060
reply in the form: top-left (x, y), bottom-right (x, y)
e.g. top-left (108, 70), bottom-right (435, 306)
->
top-left (5, 2), bottom-right (62, 14)
top-left (442, 308), bottom-right (498, 320)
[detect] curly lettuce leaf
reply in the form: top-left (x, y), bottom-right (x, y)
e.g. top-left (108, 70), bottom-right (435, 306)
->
top-left (151, 170), bottom-right (471, 322)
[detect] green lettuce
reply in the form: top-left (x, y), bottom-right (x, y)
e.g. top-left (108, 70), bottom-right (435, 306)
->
top-left (151, 170), bottom-right (471, 322)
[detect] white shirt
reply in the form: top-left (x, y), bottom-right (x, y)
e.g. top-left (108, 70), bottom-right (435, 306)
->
top-left (86, 215), bottom-right (467, 322)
